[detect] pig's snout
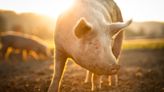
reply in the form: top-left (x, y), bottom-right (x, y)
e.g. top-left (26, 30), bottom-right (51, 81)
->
top-left (110, 64), bottom-right (120, 74)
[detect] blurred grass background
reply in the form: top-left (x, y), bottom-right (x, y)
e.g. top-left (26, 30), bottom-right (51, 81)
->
top-left (123, 39), bottom-right (164, 50)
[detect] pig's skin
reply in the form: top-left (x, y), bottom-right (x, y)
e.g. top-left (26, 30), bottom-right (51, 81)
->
top-left (48, 0), bottom-right (132, 92)
top-left (0, 32), bottom-right (51, 60)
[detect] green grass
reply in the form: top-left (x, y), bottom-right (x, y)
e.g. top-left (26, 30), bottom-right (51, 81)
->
top-left (123, 38), bottom-right (164, 50)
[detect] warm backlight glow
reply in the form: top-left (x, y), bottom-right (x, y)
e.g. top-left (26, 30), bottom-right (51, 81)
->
top-left (0, 0), bottom-right (164, 21)
top-left (0, 0), bottom-right (75, 19)
top-left (39, 0), bottom-right (75, 18)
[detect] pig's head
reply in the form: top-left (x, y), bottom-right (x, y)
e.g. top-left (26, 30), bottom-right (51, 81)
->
top-left (73, 18), bottom-right (132, 75)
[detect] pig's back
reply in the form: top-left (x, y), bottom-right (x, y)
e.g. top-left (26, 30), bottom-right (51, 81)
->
top-left (0, 34), bottom-right (29, 48)
top-left (96, 0), bottom-right (123, 22)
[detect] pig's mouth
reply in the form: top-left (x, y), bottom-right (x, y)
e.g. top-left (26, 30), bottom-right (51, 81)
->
top-left (94, 64), bottom-right (120, 75)
top-left (110, 64), bottom-right (120, 74)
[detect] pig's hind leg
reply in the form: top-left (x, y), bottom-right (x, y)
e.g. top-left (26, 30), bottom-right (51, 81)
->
top-left (108, 75), bottom-right (112, 86)
top-left (91, 73), bottom-right (102, 91)
top-left (114, 74), bottom-right (118, 86)
top-left (108, 75), bottom-right (118, 86)
top-left (84, 70), bottom-right (92, 83)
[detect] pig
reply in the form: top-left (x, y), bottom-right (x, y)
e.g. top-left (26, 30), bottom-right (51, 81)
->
top-left (48, 0), bottom-right (132, 92)
top-left (0, 31), bottom-right (52, 60)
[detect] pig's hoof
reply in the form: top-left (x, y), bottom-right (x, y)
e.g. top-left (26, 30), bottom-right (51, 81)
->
top-left (91, 87), bottom-right (95, 91)
top-left (91, 85), bottom-right (97, 91)
top-left (108, 82), bottom-right (112, 86)
top-left (114, 82), bottom-right (118, 87)
top-left (84, 80), bottom-right (89, 83)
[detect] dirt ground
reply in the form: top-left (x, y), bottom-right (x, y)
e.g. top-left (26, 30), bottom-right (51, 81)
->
top-left (0, 49), bottom-right (164, 92)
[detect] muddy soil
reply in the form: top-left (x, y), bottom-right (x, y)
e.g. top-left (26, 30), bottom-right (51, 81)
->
top-left (0, 49), bottom-right (164, 92)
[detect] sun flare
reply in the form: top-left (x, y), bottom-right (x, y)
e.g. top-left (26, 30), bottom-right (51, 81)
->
top-left (38, 0), bottom-right (75, 19)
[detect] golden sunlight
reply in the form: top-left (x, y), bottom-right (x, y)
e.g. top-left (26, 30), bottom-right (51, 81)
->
top-left (43, 0), bottom-right (75, 18)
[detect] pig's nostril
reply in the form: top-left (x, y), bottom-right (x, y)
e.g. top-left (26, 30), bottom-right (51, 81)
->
top-left (111, 68), bottom-right (117, 73)
top-left (110, 64), bottom-right (120, 74)
top-left (116, 65), bottom-right (120, 69)
top-left (112, 64), bottom-right (120, 69)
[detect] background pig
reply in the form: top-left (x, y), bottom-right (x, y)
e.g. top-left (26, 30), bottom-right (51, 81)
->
top-left (48, 0), bottom-right (131, 92)
top-left (0, 31), bottom-right (51, 60)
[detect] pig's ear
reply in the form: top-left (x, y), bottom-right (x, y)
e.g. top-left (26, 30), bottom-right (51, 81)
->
top-left (109, 19), bottom-right (132, 36)
top-left (74, 18), bottom-right (92, 38)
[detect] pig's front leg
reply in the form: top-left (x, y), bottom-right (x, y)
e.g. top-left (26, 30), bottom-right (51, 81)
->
top-left (91, 73), bottom-right (102, 91)
top-left (84, 70), bottom-right (92, 83)
top-left (48, 51), bottom-right (67, 92)
top-left (91, 73), bottom-right (95, 91)
top-left (108, 74), bottom-right (118, 86)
